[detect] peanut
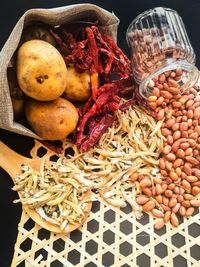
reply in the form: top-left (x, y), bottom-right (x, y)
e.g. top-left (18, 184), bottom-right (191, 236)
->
top-left (154, 220), bottom-right (165, 230)
top-left (142, 200), bottom-right (156, 212)
top-left (171, 213), bottom-right (179, 227)
top-left (136, 195), bottom-right (150, 205)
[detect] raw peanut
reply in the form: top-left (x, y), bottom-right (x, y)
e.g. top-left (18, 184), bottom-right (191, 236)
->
top-left (188, 94), bottom-right (195, 100)
top-left (154, 178), bottom-right (162, 184)
top-left (172, 123), bottom-right (180, 131)
top-left (181, 115), bottom-right (187, 122)
top-left (155, 184), bottom-right (163, 195)
top-left (182, 179), bottom-right (191, 192)
top-left (177, 195), bottom-right (184, 203)
top-left (194, 169), bottom-right (200, 179)
top-left (163, 83), bottom-right (169, 90)
top-left (183, 194), bottom-right (193, 200)
top-left (165, 177), bottom-right (173, 184)
top-left (193, 120), bottom-right (198, 127)
top-left (171, 213), bottom-right (179, 227)
top-left (186, 99), bottom-right (194, 108)
top-left (159, 74), bottom-right (166, 83)
top-left (187, 110), bottom-right (194, 119)
top-left (169, 197), bottom-right (177, 208)
top-left (185, 156), bottom-right (199, 165)
top-left (165, 71), bottom-right (171, 77)
top-left (180, 142), bottom-right (190, 150)
top-left (152, 88), bottom-right (160, 97)
top-left (169, 171), bottom-right (179, 181)
top-left (157, 96), bottom-right (164, 106)
top-left (181, 131), bottom-right (189, 138)
top-left (166, 153), bottom-right (176, 161)
top-left (154, 220), bottom-right (165, 230)
top-left (181, 172), bottom-right (187, 179)
top-left (142, 187), bottom-right (152, 197)
top-left (161, 205), bottom-right (171, 212)
top-left (163, 145), bottom-right (172, 154)
top-left (165, 161), bottom-right (173, 171)
top-left (180, 122), bottom-right (188, 132)
top-left (161, 128), bottom-right (171, 137)
top-left (192, 186), bottom-right (200, 196)
top-left (182, 200), bottom-right (191, 208)
top-left (136, 195), bottom-right (149, 205)
top-left (138, 174), bottom-right (145, 181)
top-left (149, 102), bottom-right (157, 109)
top-left (157, 109), bottom-right (165, 121)
top-left (148, 95), bottom-right (157, 102)
top-left (157, 84), bottom-right (163, 90)
top-left (174, 186), bottom-right (180, 194)
top-left (151, 209), bottom-right (164, 218)
top-left (172, 101), bottom-right (181, 108)
top-left (162, 196), bottom-right (169, 206)
top-left (185, 207), bottom-right (195, 216)
top-left (165, 118), bottom-right (175, 128)
top-left (194, 102), bottom-right (200, 108)
top-left (189, 132), bottom-right (198, 140)
top-left (130, 173), bottom-right (139, 182)
top-left (188, 139), bottom-right (196, 148)
top-left (193, 149), bottom-right (199, 157)
top-left (161, 90), bottom-right (173, 99)
top-left (185, 147), bottom-right (192, 156)
top-left (172, 203), bottom-right (181, 214)
top-left (194, 125), bottom-right (200, 134)
top-left (167, 135), bottom-right (174, 145)
top-left (190, 87), bottom-right (198, 95)
top-left (140, 178), bottom-right (151, 188)
top-left (161, 170), bottom-right (168, 177)
top-left (168, 78), bottom-right (179, 87)
top-left (168, 183), bottom-right (176, 190)
top-left (179, 206), bottom-right (186, 216)
top-left (173, 158), bottom-right (183, 168)
top-left (166, 110), bottom-right (174, 119)
top-left (148, 79), bottom-right (155, 88)
top-left (190, 200), bottom-right (200, 207)
top-left (142, 200), bottom-right (156, 212)
top-left (175, 168), bottom-right (182, 177)
top-left (155, 195), bottom-right (163, 204)
top-left (176, 149), bottom-right (185, 158)
top-left (168, 87), bottom-right (181, 95)
top-left (170, 71), bottom-right (176, 77)
top-left (175, 116), bottom-right (182, 122)
top-left (179, 96), bottom-right (188, 104)
top-left (188, 129), bottom-right (193, 135)
top-left (187, 119), bottom-right (193, 127)
top-left (173, 131), bottom-right (181, 140)
top-left (186, 176), bottom-right (198, 183)
top-left (194, 107), bottom-right (200, 119)
top-left (165, 189), bottom-right (173, 198)
top-left (164, 211), bottom-right (171, 223)
top-left (159, 158), bottom-right (165, 170)
top-left (175, 69), bottom-right (183, 76)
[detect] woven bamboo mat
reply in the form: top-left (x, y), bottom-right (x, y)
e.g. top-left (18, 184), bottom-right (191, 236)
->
top-left (11, 141), bottom-right (200, 267)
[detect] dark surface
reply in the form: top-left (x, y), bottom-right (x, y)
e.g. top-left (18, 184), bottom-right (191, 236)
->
top-left (0, 1), bottom-right (200, 266)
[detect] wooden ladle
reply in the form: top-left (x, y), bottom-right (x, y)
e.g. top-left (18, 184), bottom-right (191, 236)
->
top-left (0, 141), bottom-right (92, 233)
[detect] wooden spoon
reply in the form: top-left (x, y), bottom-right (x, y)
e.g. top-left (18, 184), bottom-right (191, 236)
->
top-left (0, 141), bottom-right (92, 233)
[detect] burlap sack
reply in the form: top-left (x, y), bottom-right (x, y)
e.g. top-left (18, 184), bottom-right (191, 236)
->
top-left (0, 4), bottom-right (119, 139)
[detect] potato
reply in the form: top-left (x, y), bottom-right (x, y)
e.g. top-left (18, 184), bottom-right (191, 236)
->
top-left (17, 40), bottom-right (67, 101)
top-left (25, 97), bottom-right (79, 140)
top-left (21, 25), bottom-right (56, 46)
top-left (64, 67), bottom-right (91, 101)
top-left (7, 67), bottom-right (24, 118)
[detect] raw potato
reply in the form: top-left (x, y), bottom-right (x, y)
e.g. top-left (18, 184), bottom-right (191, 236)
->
top-left (25, 97), bottom-right (79, 140)
top-left (64, 67), bottom-right (91, 101)
top-left (21, 25), bottom-right (56, 46)
top-left (17, 40), bottom-right (67, 101)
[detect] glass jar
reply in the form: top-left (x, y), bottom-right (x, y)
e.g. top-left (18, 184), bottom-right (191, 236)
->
top-left (126, 7), bottom-right (199, 98)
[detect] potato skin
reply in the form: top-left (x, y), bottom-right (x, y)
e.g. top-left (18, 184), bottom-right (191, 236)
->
top-left (64, 67), bottom-right (91, 101)
top-left (25, 97), bottom-right (79, 140)
top-left (17, 40), bottom-right (67, 101)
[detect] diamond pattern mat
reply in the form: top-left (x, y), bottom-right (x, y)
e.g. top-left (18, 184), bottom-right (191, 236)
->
top-left (11, 139), bottom-right (200, 267)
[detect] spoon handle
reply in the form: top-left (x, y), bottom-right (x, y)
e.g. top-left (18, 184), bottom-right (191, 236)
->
top-left (0, 141), bottom-right (26, 180)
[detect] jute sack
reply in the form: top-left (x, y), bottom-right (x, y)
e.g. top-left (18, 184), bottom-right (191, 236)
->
top-left (0, 4), bottom-right (119, 139)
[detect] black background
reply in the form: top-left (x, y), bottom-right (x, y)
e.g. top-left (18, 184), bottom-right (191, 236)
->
top-left (0, 1), bottom-right (200, 266)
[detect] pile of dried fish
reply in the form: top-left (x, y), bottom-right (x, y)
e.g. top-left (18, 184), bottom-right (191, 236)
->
top-left (13, 100), bottom-right (164, 226)
top-left (12, 162), bottom-right (91, 230)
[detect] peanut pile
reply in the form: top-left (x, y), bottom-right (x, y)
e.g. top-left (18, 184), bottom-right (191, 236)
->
top-left (135, 69), bottom-right (200, 229)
